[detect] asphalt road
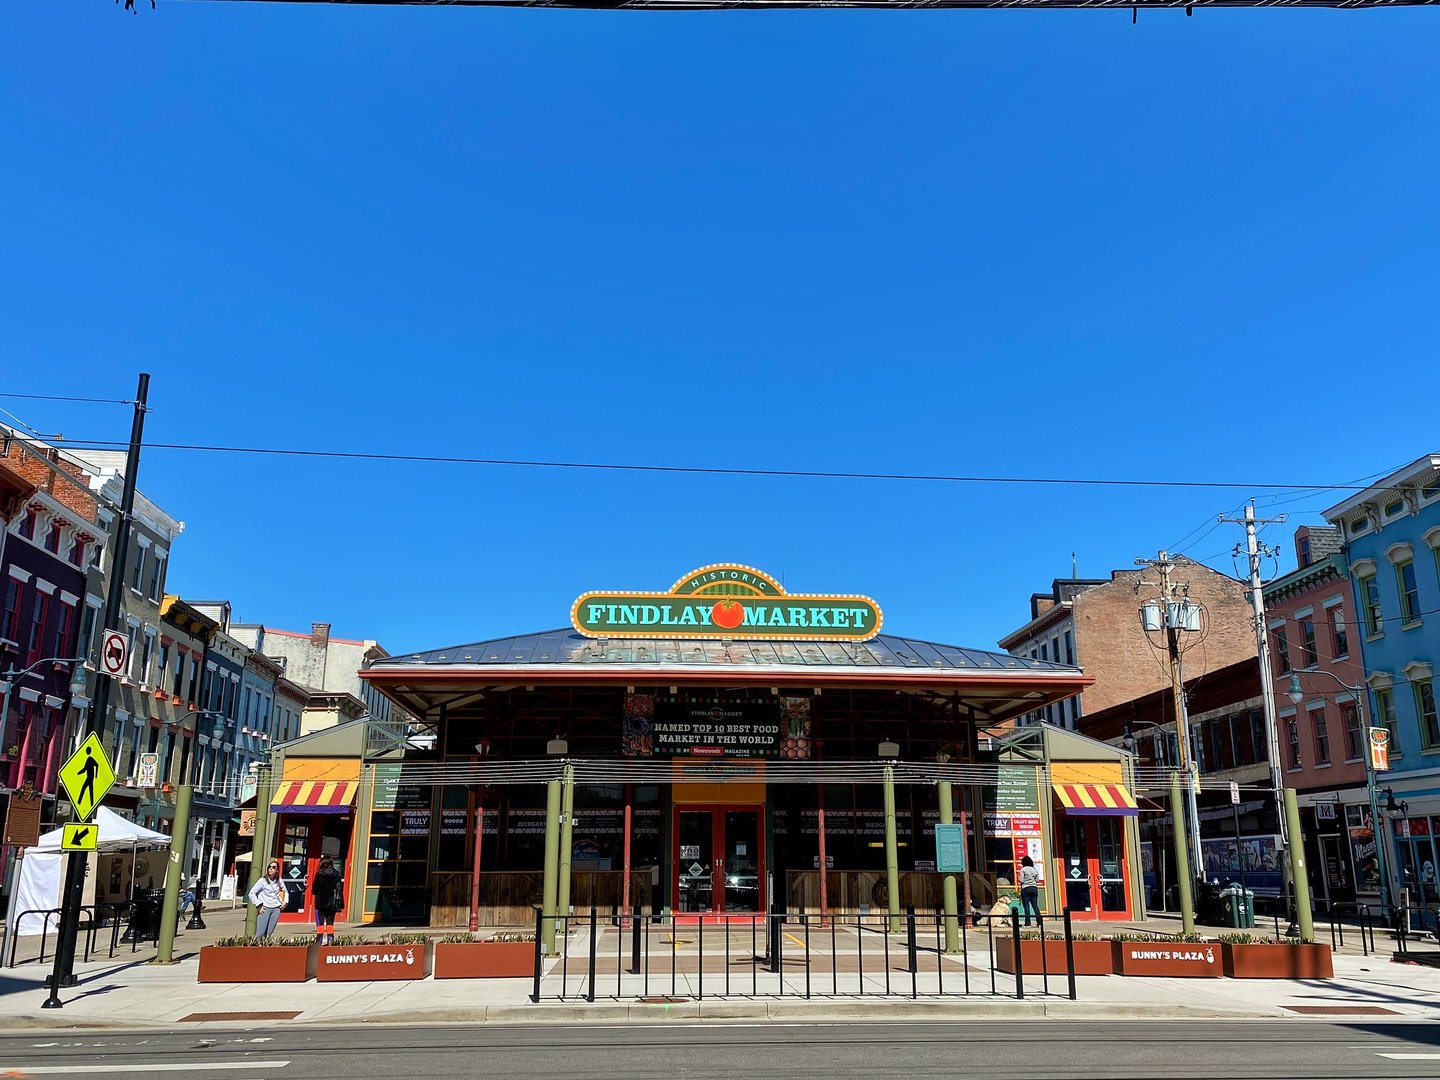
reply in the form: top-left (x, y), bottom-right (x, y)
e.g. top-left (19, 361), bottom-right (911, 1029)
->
top-left (1, 1020), bottom-right (1438, 1079)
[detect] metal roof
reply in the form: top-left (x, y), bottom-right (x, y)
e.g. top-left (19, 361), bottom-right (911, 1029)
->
top-left (369, 627), bottom-right (1080, 675)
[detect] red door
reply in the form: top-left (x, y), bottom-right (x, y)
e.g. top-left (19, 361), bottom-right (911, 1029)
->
top-left (276, 813), bottom-right (353, 923)
top-left (673, 806), bottom-right (763, 920)
top-left (1060, 817), bottom-right (1131, 920)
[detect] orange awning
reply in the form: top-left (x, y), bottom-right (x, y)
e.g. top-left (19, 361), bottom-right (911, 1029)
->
top-left (270, 780), bottom-right (356, 815)
top-left (1054, 783), bottom-right (1139, 817)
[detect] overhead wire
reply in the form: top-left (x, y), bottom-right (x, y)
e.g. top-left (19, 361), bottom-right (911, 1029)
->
top-left (28, 435), bottom-right (1401, 492)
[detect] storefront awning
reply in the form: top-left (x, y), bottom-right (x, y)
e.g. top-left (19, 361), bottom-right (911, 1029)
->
top-left (1054, 783), bottom-right (1138, 816)
top-left (270, 780), bottom-right (356, 815)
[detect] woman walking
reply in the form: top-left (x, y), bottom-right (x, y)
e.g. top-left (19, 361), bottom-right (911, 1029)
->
top-left (311, 856), bottom-right (343, 946)
top-left (247, 859), bottom-right (286, 940)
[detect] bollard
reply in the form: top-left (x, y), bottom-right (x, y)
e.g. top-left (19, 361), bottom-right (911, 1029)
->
top-left (906, 906), bottom-right (918, 975)
top-left (698, 917), bottom-right (704, 1001)
top-left (987, 914), bottom-right (995, 996)
top-left (587, 908), bottom-right (598, 1004)
top-left (530, 906), bottom-right (544, 1003)
top-left (804, 914), bottom-right (812, 1000)
top-left (631, 910), bottom-right (642, 974)
top-left (856, 913), bottom-right (865, 997)
top-left (908, 909), bottom-right (918, 1000)
top-left (961, 909), bottom-right (970, 996)
top-left (1011, 908), bottom-right (1024, 1000)
top-left (1039, 912), bottom-right (1049, 997)
top-left (1063, 908), bottom-right (1076, 1002)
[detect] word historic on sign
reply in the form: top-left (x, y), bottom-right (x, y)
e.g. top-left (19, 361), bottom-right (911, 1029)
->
top-left (572, 563), bottom-right (883, 643)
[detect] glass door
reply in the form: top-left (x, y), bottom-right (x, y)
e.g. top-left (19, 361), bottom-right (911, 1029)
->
top-left (278, 816), bottom-right (312, 919)
top-left (674, 806), bottom-right (765, 915)
top-left (1061, 817), bottom-right (1092, 914)
top-left (1096, 818), bottom-right (1129, 915)
top-left (722, 811), bottom-right (760, 913)
top-left (676, 810), bottom-right (715, 913)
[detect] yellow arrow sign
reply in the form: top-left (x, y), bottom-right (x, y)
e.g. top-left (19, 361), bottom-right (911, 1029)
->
top-left (62, 821), bottom-right (98, 851)
top-left (58, 733), bottom-right (116, 822)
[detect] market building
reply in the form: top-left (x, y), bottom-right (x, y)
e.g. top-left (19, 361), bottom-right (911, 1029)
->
top-left (254, 565), bottom-right (1152, 928)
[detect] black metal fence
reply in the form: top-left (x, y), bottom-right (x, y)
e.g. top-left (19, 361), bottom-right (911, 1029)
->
top-left (528, 905), bottom-right (1081, 1003)
top-left (5, 902), bottom-right (149, 967)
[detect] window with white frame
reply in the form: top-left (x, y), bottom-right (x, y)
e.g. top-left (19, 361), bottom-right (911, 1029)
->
top-left (1417, 678), bottom-right (1440, 751)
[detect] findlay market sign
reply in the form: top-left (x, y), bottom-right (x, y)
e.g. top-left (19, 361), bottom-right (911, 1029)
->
top-left (572, 564), bottom-right (883, 643)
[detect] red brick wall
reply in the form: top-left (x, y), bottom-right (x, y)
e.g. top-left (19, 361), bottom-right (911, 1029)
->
top-left (1073, 559), bottom-right (1257, 717)
top-left (1, 442), bottom-right (97, 524)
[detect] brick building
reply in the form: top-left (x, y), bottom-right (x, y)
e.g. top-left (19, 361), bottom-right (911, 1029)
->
top-left (997, 556), bottom-right (1258, 732)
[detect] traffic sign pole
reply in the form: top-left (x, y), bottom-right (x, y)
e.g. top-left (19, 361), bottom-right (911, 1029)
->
top-left (43, 373), bottom-right (149, 1010)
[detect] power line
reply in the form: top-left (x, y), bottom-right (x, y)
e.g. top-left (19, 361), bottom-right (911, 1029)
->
top-left (41, 437), bottom-right (1394, 492)
top-left (0, 393), bottom-right (132, 406)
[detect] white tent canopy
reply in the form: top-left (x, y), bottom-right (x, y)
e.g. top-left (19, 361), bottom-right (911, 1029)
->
top-left (33, 808), bottom-right (170, 852)
top-left (9, 809), bottom-right (172, 938)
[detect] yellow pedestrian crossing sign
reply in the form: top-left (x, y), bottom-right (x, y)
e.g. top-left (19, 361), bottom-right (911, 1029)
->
top-left (62, 821), bottom-right (98, 851)
top-left (59, 733), bottom-right (115, 821)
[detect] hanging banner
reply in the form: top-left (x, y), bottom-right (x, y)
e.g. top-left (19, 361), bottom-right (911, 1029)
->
top-left (623, 692), bottom-right (811, 759)
top-left (1368, 727), bottom-right (1390, 772)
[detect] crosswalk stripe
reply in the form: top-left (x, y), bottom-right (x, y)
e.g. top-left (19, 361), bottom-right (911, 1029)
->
top-left (0, 1062), bottom-right (290, 1074)
top-left (1377, 1053), bottom-right (1440, 1060)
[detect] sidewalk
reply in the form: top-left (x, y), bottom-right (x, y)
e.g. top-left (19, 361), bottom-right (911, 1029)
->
top-left (3, 907), bottom-right (1439, 1031)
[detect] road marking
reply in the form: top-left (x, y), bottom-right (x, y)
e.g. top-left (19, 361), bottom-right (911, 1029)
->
top-left (1377, 1053), bottom-right (1440, 1060)
top-left (0, 1063), bottom-right (290, 1074)
top-left (783, 932), bottom-right (808, 951)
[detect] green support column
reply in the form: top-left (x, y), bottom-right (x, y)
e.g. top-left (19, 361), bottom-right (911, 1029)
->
top-left (883, 764), bottom-right (901, 933)
top-left (155, 784), bottom-right (193, 964)
top-left (557, 764), bottom-right (576, 929)
top-left (1170, 771), bottom-right (1195, 935)
top-left (245, 767), bottom-right (274, 939)
top-left (937, 780), bottom-right (960, 953)
top-left (1283, 787), bottom-right (1314, 943)
top-left (540, 778), bottom-right (562, 957)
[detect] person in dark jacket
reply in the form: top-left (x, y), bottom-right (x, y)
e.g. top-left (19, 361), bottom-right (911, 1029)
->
top-left (311, 856), bottom-right (344, 946)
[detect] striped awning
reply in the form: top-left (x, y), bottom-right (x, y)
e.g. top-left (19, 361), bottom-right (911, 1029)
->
top-left (1054, 783), bottom-right (1139, 817)
top-left (270, 780), bottom-right (356, 815)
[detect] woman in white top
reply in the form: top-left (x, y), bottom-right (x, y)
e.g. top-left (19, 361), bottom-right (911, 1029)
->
top-left (247, 860), bottom-right (286, 940)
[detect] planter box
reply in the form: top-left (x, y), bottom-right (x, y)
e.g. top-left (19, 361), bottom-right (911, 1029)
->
top-left (434, 940), bottom-right (536, 979)
top-left (316, 942), bottom-right (433, 981)
top-left (994, 938), bottom-right (1115, 976)
top-left (198, 944), bottom-right (317, 983)
top-left (1221, 942), bottom-right (1333, 979)
top-left (1112, 939), bottom-right (1221, 977)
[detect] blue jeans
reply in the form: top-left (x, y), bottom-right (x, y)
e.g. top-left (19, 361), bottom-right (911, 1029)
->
top-left (256, 905), bottom-right (281, 940)
top-left (1020, 887), bottom-right (1041, 926)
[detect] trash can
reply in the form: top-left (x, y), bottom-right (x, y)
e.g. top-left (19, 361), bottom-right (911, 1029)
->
top-left (1195, 880), bottom-right (1224, 924)
top-left (1220, 885), bottom-right (1255, 928)
top-left (124, 888), bottom-right (167, 943)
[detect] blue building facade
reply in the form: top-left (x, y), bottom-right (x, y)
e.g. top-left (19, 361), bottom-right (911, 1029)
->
top-left (1324, 454), bottom-right (1440, 909)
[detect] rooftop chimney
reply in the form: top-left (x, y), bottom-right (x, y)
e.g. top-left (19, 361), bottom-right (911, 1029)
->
top-left (311, 622), bottom-right (331, 648)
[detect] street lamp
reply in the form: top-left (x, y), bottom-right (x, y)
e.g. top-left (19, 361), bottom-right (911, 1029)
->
top-left (1287, 670), bottom-right (1393, 920)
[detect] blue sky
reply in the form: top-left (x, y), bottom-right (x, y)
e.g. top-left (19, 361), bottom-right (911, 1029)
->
top-left (3, 5), bottom-right (1435, 654)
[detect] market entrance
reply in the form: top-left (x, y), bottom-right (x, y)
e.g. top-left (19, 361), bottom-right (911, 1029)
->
top-left (1059, 816), bottom-right (1131, 920)
top-left (673, 806), bottom-right (764, 917)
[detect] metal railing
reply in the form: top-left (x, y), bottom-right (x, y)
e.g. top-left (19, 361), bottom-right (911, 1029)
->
top-left (528, 905), bottom-right (1081, 1003)
top-left (6, 903), bottom-right (144, 968)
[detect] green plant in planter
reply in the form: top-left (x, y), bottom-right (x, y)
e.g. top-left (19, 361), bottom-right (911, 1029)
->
top-left (489, 931), bottom-right (537, 943)
top-left (214, 935), bottom-right (315, 947)
top-left (438, 933), bottom-right (478, 944)
top-left (327, 934), bottom-right (369, 947)
top-left (381, 932), bottom-right (430, 945)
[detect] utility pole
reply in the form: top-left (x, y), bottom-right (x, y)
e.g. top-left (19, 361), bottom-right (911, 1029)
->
top-left (1220, 501), bottom-right (1299, 936)
top-left (43, 374), bottom-right (149, 1009)
top-left (1135, 551), bottom-right (1202, 880)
